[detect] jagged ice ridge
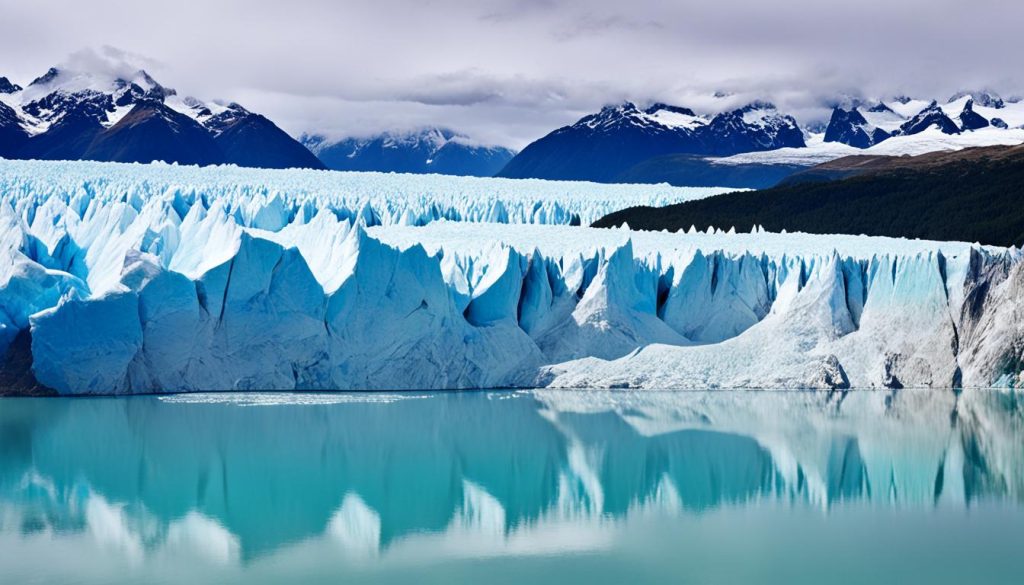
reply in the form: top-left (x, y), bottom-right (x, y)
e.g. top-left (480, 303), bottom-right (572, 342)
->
top-left (0, 159), bottom-right (727, 228)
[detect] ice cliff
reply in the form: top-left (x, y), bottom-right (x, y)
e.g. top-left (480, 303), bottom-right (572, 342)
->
top-left (2, 159), bottom-right (1023, 394)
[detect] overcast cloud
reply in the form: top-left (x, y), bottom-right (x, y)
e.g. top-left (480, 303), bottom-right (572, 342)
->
top-left (1, 0), bottom-right (1021, 148)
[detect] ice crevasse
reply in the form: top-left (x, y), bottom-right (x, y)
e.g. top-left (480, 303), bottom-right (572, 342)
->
top-left (2, 161), bottom-right (1024, 394)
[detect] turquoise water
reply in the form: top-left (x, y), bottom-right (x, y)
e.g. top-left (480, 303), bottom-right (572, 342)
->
top-left (1, 389), bottom-right (1022, 584)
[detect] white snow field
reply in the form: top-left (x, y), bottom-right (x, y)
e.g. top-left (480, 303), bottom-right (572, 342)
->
top-left (2, 159), bottom-right (1023, 394)
top-left (712, 126), bottom-right (1024, 167)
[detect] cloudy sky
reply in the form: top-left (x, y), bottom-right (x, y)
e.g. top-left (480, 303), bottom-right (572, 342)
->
top-left (1, 0), bottom-right (1021, 148)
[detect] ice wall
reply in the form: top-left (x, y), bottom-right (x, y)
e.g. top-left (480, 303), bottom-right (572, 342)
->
top-left (2, 161), bottom-right (1023, 394)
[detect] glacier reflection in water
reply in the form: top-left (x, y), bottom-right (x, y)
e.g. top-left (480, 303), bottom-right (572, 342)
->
top-left (1, 389), bottom-right (1023, 584)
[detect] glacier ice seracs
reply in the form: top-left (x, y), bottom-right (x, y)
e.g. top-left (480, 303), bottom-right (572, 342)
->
top-left (2, 159), bottom-right (1024, 394)
top-left (0, 158), bottom-right (729, 228)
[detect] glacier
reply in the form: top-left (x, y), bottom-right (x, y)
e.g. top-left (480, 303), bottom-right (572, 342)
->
top-left (2, 159), bottom-right (1024, 394)
top-left (0, 158), bottom-right (729, 228)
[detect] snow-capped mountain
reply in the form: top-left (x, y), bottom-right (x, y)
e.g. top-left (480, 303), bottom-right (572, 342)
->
top-left (702, 101), bottom-right (806, 154)
top-left (957, 99), bottom-right (993, 130)
top-left (895, 101), bottom-right (961, 136)
top-left (948, 90), bottom-right (1005, 109)
top-left (496, 102), bottom-right (707, 182)
top-left (302, 128), bottom-right (516, 177)
top-left (497, 101), bottom-right (804, 182)
top-left (618, 91), bottom-right (1024, 188)
top-left (822, 106), bottom-right (892, 148)
top-left (0, 66), bottom-right (323, 169)
top-left (823, 92), bottom-right (1024, 149)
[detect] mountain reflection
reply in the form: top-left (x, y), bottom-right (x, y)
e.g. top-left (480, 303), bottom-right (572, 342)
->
top-left (0, 390), bottom-right (1021, 562)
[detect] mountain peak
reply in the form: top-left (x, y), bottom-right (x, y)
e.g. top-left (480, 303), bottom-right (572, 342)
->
top-left (202, 102), bottom-right (256, 136)
top-left (866, 102), bottom-right (895, 114)
top-left (0, 77), bottom-right (22, 94)
top-left (29, 67), bottom-right (60, 87)
top-left (948, 90), bottom-right (1004, 109)
top-left (823, 105), bottom-right (891, 148)
top-left (136, 70), bottom-right (160, 89)
top-left (370, 127), bottom-right (459, 150)
top-left (644, 103), bottom-right (696, 117)
top-left (113, 70), bottom-right (176, 100)
top-left (573, 102), bottom-right (651, 132)
top-left (20, 64), bottom-right (176, 102)
top-left (738, 100), bottom-right (777, 113)
top-left (957, 98), bottom-right (990, 131)
top-left (600, 101), bottom-right (640, 113)
top-left (896, 101), bottom-right (960, 136)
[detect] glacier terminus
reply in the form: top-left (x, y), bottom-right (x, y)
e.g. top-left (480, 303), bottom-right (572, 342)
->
top-left (1, 158), bottom-right (1023, 394)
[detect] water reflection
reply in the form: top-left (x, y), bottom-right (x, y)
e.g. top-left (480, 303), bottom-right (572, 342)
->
top-left (1, 389), bottom-right (1022, 580)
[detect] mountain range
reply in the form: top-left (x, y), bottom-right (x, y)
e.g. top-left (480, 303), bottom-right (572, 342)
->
top-left (821, 93), bottom-right (1017, 148)
top-left (4, 62), bottom-right (1024, 185)
top-left (301, 128), bottom-right (516, 176)
top-left (497, 101), bottom-right (805, 182)
top-left (1, 66), bottom-right (518, 176)
top-left (498, 92), bottom-right (1024, 187)
top-left (0, 68), bottom-right (324, 169)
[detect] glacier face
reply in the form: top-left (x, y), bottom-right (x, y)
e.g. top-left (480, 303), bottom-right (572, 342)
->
top-left (375, 223), bottom-right (1024, 390)
top-left (2, 159), bottom-right (1024, 394)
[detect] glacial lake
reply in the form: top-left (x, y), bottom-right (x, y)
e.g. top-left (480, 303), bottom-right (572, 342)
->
top-left (1, 389), bottom-right (1022, 584)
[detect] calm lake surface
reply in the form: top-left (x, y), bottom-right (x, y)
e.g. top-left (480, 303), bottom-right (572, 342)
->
top-left (1, 389), bottom-right (1022, 584)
